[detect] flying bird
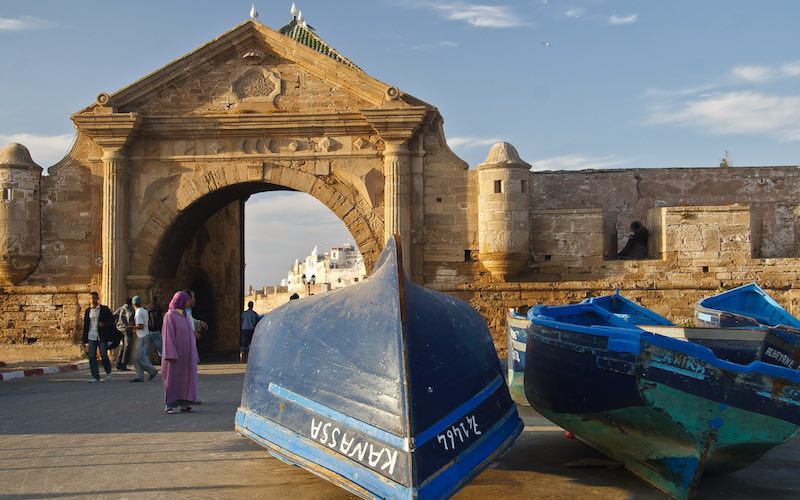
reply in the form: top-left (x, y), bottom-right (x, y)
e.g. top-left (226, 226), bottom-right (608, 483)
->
top-left (541, 41), bottom-right (552, 47)
top-left (250, 4), bottom-right (258, 20)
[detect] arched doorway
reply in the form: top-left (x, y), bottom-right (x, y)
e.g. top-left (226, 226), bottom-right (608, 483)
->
top-left (139, 176), bottom-right (382, 355)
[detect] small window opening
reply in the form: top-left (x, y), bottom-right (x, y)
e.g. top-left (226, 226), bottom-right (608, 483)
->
top-left (521, 180), bottom-right (526, 193)
top-left (544, 255), bottom-right (552, 261)
top-left (494, 180), bottom-right (502, 193)
top-left (436, 197), bottom-right (442, 203)
top-left (353, 278), bottom-right (359, 282)
top-left (702, 266), bottom-right (709, 273)
top-left (464, 249), bottom-right (473, 262)
top-left (2, 188), bottom-right (12, 201)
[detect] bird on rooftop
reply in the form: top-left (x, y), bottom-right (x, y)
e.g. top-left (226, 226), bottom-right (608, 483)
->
top-left (250, 4), bottom-right (258, 20)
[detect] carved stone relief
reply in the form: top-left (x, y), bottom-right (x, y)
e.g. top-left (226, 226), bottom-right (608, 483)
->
top-left (229, 67), bottom-right (281, 113)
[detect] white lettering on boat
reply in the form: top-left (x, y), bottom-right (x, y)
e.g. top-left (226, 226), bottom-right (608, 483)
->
top-left (435, 414), bottom-right (482, 451)
top-left (764, 347), bottom-right (797, 370)
top-left (651, 350), bottom-right (706, 378)
top-left (309, 418), bottom-right (398, 475)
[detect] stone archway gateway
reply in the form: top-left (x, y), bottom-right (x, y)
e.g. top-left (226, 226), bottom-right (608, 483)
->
top-left (57, 17), bottom-right (468, 352)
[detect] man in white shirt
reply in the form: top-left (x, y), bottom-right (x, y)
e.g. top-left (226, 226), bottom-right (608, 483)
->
top-left (130, 295), bottom-right (158, 383)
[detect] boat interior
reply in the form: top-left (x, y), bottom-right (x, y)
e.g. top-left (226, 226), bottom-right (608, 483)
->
top-left (701, 287), bottom-right (800, 329)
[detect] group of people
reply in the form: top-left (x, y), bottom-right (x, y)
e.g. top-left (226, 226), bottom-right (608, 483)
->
top-left (82, 289), bottom-right (207, 414)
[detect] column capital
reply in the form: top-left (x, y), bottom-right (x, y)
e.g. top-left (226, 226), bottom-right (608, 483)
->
top-left (71, 112), bottom-right (142, 154)
top-left (361, 106), bottom-right (428, 143)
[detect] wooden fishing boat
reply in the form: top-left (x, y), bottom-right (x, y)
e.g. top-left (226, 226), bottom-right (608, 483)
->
top-left (524, 300), bottom-right (800, 499)
top-left (507, 308), bottom-right (531, 406)
top-left (695, 282), bottom-right (800, 331)
top-left (506, 292), bottom-right (669, 407)
top-left (582, 290), bottom-right (672, 326)
top-left (236, 236), bottom-right (522, 499)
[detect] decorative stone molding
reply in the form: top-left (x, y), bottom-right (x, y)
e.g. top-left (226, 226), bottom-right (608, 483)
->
top-left (242, 50), bottom-right (266, 65)
top-left (361, 107), bottom-right (428, 141)
top-left (71, 112), bottom-right (142, 152)
top-left (230, 68), bottom-right (281, 113)
top-left (317, 136), bottom-right (339, 152)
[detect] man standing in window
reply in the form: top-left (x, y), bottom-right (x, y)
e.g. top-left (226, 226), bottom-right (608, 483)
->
top-left (82, 291), bottom-right (115, 383)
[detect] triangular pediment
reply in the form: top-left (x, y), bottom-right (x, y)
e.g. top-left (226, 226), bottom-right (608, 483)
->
top-left (75, 20), bottom-right (430, 117)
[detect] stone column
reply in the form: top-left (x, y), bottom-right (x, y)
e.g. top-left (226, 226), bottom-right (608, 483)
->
top-left (71, 107), bottom-right (141, 308)
top-left (383, 139), bottom-right (411, 271)
top-left (101, 147), bottom-right (129, 309)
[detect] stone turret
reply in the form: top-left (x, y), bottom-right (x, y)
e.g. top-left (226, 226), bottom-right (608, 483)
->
top-left (0, 143), bottom-right (42, 284)
top-left (477, 142), bottom-right (531, 280)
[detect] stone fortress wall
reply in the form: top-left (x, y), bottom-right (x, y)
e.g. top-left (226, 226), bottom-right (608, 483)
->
top-left (0, 19), bottom-right (799, 355)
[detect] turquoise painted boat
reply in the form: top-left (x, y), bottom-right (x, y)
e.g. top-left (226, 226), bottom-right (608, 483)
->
top-left (525, 300), bottom-right (800, 499)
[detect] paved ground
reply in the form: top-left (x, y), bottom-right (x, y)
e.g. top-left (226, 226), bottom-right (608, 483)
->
top-left (1, 363), bottom-right (799, 499)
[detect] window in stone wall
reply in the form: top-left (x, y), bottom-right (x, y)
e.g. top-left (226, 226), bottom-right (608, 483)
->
top-left (520, 180), bottom-right (526, 193)
top-left (494, 180), bottom-right (502, 193)
top-left (1, 188), bottom-right (11, 201)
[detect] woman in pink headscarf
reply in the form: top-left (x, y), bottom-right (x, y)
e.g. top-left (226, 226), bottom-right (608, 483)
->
top-left (161, 291), bottom-right (200, 413)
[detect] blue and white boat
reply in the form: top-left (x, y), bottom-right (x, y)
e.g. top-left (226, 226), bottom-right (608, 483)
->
top-left (524, 299), bottom-right (800, 499)
top-left (507, 292), bottom-right (670, 407)
top-left (236, 236), bottom-right (522, 499)
top-left (695, 282), bottom-right (800, 332)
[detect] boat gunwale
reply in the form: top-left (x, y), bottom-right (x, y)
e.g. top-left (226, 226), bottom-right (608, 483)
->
top-left (530, 314), bottom-right (800, 383)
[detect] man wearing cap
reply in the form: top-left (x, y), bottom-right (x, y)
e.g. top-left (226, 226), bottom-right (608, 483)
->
top-left (131, 295), bottom-right (158, 383)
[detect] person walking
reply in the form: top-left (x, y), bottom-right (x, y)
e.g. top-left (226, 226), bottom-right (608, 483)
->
top-left (130, 296), bottom-right (158, 383)
top-left (161, 291), bottom-right (200, 413)
top-left (82, 291), bottom-right (115, 383)
top-left (146, 295), bottom-right (164, 358)
top-left (240, 301), bottom-right (259, 363)
top-left (114, 298), bottom-right (135, 371)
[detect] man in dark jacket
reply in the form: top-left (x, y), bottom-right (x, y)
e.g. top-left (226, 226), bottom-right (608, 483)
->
top-left (82, 291), bottom-right (116, 383)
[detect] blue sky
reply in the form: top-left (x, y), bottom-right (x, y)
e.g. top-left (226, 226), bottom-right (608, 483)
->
top-left (2, 1), bottom-right (799, 285)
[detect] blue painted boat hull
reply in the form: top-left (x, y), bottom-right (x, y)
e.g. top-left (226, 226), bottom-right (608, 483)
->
top-left (236, 236), bottom-right (522, 499)
top-left (524, 304), bottom-right (800, 499)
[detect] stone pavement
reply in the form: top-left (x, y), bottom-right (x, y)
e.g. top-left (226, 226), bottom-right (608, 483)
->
top-left (1, 363), bottom-right (799, 499)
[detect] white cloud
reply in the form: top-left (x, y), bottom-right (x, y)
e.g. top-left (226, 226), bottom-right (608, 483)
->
top-left (781, 62), bottom-right (800, 77)
top-left (646, 91), bottom-right (800, 142)
top-left (411, 40), bottom-right (460, 51)
top-left (0, 16), bottom-right (51, 31)
top-left (431, 3), bottom-right (527, 28)
top-left (565, 8), bottom-right (585, 18)
top-left (447, 136), bottom-right (502, 150)
top-left (531, 154), bottom-right (631, 171)
top-left (0, 133), bottom-right (74, 167)
top-left (642, 84), bottom-right (719, 98)
top-left (608, 14), bottom-right (638, 25)
top-left (731, 65), bottom-right (774, 83)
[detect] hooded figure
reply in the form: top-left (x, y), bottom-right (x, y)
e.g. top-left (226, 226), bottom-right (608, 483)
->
top-left (161, 291), bottom-right (200, 413)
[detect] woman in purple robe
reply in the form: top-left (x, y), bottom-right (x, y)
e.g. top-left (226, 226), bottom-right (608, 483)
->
top-left (162, 291), bottom-right (200, 413)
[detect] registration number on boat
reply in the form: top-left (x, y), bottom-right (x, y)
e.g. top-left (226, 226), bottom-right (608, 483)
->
top-left (436, 415), bottom-right (481, 451)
